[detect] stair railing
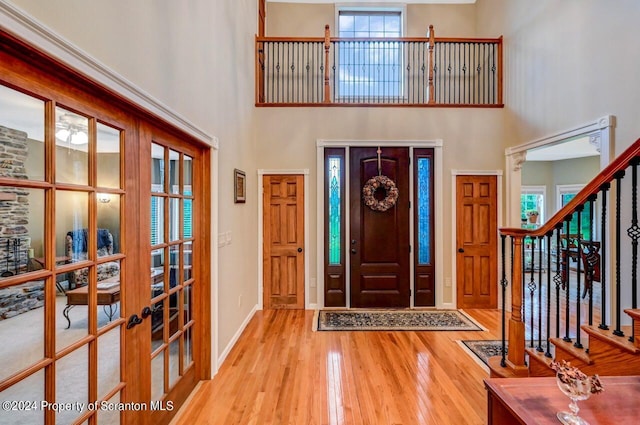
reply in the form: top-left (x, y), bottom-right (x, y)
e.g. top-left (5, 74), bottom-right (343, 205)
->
top-left (493, 137), bottom-right (640, 377)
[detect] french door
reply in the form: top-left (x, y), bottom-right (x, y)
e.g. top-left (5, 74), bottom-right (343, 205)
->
top-left (0, 31), bottom-right (208, 424)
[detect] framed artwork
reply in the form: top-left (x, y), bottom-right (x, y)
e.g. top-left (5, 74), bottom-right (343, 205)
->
top-left (234, 169), bottom-right (246, 203)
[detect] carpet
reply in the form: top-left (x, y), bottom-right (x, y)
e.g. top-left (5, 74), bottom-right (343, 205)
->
top-left (460, 340), bottom-right (507, 367)
top-left (315, 309), bottom-right (484, 331)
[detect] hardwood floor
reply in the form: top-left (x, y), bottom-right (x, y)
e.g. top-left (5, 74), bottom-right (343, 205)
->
top-left (172, 309), bottom-right (504, 425)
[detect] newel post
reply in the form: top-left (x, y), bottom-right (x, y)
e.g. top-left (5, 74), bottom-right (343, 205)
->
top-left (323, 24), bottom-right (331, 103)
top-left (507, 231), bottom-right (528, 372)
top-left (427, 25), bottom-right (435, 104)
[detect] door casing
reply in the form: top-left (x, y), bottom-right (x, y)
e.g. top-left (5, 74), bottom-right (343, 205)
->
top-left (316, 141), bottom-right (445, 309)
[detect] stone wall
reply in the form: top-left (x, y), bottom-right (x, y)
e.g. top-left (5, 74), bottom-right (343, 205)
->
top-left (0, 125), bottom-right (30, 272)
top-left (0, 281), bottom-right (44, 320)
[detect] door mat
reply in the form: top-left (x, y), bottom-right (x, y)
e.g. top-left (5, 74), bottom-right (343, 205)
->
top-left (315, 309), bottom-right (484, 331)
top-left (459, 340), bottom-right (507, 368)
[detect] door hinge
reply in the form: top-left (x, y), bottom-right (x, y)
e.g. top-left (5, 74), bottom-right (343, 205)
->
top-left (409, 201), bottom-right (411, 209)
top-left (409, 289), bottom-right (412, 296)
top-left (409, 245), bottom-right (411, 253)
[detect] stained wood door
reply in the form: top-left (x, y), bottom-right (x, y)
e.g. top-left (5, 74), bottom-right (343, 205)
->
top-left (456, 175), bottom-right (498, 308)
top-left (350, 147), bottom-right (410, 308)
top-left (263, 175), bottom-right (305, 309)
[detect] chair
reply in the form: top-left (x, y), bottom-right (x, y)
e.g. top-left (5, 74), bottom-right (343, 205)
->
top-left (579, 241), bottom-right (601, 298)
top-left (66, 229), bottom-right (120, 288)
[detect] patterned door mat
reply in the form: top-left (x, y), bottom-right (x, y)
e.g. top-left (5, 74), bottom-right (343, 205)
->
top-left (315, 309), bottom-right (484, 331)
top-left (460, 340), bottom-right (508, 366)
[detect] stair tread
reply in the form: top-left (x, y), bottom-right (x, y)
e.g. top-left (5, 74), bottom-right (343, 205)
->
top-left (525, 347), bottom-right (554, 365)
top-left (582, 324), bottom-right (640, 354)
top-left (549, 338), bottom-right (593, 364)
top-left (624, 308), bottom-right (640, 320)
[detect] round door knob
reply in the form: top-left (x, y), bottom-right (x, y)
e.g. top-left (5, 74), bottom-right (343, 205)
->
top-left (458, 248), bottom-right (465, 253)
top-left (297, 247), bottom-right (303, 253)
top-left (351, 248), bottom-right (356, 254)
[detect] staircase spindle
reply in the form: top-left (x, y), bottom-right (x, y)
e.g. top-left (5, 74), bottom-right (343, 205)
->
top-left (563, 217), bottom-right (572, 342)
top-left (528, 237), bottom-right (536, 348)
top-left (613, 170), bottom-right (625, 337)
top-left (587, 196), bottom-right (596, 326)
top-left (629, 157), bottom-right (639, 342)
top-left (574, 205), bottom-right (584, 349)
top-left (537, 235), bottom-right (544, 352)
top-left (554, 226), bottom-right (563, 338)
top-left (599, 184), bottom-right (610, 330)
top-left (545, 232), bottom-right (553, 357)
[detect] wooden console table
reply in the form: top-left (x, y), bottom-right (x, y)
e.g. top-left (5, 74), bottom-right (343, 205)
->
top-left (485, 376), bottom-right (640, 424)
top-left (62, 278), bottom-right (120, 328)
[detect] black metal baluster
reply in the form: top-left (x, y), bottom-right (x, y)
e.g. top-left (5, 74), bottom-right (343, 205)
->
top-left (563, 217), bottom-right (572, 342)
top-left (528, 237), bottom-right (536, 348)
top-left (599, 184), bottom-right (610, 330)
top-left (537, 235), bottom-right (544, 352)
top-left (613, 170), bottom-right (625, 337)
top-left (500, 234), bottom-right (508, 367)
top-left (554, 226), bottom-right (563, 338)
top-left (574, 205), bottom-right (584, 349)
top-left (545, 232), bottom-right (553, 357)
top-left (628, 157), bottom-right (640, 342)
top-left (587, 196), bottom-right (596, 327)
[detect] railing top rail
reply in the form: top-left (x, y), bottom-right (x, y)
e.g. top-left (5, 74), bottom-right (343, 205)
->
top-left (257, 36), bottom-right (502, 44)
top-left (501, 137), bottom-right (640, 238)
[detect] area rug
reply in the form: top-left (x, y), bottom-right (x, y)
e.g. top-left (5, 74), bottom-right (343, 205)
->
top-left (459, 340), bottom-right (507, 367)
top-left (315, 309), bottom-right (484, 331)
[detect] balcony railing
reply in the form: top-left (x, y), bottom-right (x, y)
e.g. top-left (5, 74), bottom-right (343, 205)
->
top-left (255, 25), bottom-right (503, 107)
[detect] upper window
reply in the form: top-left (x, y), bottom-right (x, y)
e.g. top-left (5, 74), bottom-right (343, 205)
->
top-left (521, 186), bottom-right (545, 228)
top-left (336, 9), bottom-right (403, 99)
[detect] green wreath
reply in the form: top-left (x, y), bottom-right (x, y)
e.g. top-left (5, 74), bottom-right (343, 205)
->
top-left (362, 175), bottom-right (399, 212)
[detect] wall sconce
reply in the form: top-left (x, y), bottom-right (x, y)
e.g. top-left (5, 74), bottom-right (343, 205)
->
top-left (97, 193), bottom-right (111, 203)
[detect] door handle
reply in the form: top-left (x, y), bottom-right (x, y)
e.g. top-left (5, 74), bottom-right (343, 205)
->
top-left (141, 306), bottom-right (153, 319)
top-left (351, 248), bottom-right (356, 254)
top-left (458, 248), bottom-right (465, 253)
top-left (297, 247), bottom-right (303, 253)
top-left (126, 314), bottom-right (143, 329)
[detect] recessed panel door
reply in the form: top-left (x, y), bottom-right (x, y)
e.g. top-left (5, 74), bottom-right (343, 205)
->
top-left (350, 147), bottom-right (410, 308)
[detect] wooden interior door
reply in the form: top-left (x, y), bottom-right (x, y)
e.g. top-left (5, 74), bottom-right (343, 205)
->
top-left (456, 175), bottom-right (498, 308)
top-left (350, 147), bottom-right (410, 308)
top-left (263, 175), bottom-right (305, 309)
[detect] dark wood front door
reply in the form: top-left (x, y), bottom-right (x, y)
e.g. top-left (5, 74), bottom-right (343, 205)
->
top-left (456, 175), bottom-right (498, 308)
top-left (350, 147), bottom-right (410, 308)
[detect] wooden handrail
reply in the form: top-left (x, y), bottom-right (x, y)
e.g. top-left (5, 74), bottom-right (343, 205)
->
top-left (500, 137), bottom-right (640, 238)
top-left (255, 36), bottom-right (503, 44)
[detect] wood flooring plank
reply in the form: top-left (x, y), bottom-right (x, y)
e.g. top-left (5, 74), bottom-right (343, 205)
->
top-left (172, 309), bottom-right (503, 425)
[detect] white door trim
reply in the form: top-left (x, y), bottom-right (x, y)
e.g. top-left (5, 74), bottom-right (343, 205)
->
top-left (257, 169), bottom-right (310, 310)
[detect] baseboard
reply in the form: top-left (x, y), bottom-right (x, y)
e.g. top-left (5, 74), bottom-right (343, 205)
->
top-left (217, 304), bottom-right (257, 367)
top-left (308, 303), bottom-right (318, 310)
top-left (440, 302), bottom-right (455, 309)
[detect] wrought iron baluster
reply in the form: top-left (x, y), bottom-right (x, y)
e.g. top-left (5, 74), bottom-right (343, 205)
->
top-left (613, 170), bottom-right (625, 337)
top-left (628, 157), bottom-right (640, 343)
top-left (528, 237), bottom-right (536, 348)
top-left (563, 217), bottom-right (572, 343)
top-left (599, 183), bottom-right (610, 330)
top-left (545, 232), bottom-right (553, 357)
top-left (537, 235), bottom-right (544, 352)
top-left (574, 205), bottom-right (584, 349)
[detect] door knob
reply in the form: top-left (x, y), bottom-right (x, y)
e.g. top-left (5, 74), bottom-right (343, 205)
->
top-left (458, 248), bottom-right (465, 253)
top-left (141, 306), bottom-right (153, 319)
top-left (351, 248), bottom-right (356, 254)
top-left (126, 314), bottom-right (143, 329)
top-left (298, 247), bottom-right (303, 253)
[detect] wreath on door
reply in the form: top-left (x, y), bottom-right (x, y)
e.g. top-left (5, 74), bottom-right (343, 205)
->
top-left (362, 175), bottom-right (399, 212)
top-left (362, 147), bottom-right (399, 212)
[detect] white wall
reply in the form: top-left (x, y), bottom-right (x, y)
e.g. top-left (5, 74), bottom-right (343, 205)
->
top-left (476, 0), bottom-right (640, 153)
top-left (5, 0), bottom-right (260, 363)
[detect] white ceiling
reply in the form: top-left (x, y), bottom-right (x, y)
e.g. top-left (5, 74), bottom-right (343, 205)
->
top-left (267, 0), bottom-right (476, 3)
top-left (526, 136), bottom-right (600, 162)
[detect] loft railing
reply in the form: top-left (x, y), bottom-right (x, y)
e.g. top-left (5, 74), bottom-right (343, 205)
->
top-left (255, 25), bottom-right (503, 107)
top-left (494, 138), bottom-right (640, 377)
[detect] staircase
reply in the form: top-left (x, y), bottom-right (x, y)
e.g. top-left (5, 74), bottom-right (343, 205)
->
top-left (489, 138), bottom-right (640, 379)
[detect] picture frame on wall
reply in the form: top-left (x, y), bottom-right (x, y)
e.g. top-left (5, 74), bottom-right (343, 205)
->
top-left (234, 169), bottom-right (246, 203)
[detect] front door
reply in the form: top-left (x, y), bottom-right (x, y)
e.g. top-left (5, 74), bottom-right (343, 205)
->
top-left (350, 147), bottom-right (410, 308)
top-left (456, 175), bottom-right (498, 308)
top-left (262, 175), bottom-right (305, 309)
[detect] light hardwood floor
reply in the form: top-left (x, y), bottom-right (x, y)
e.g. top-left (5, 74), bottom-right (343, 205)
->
top-left (172, 309), bottom-right (504, 425)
